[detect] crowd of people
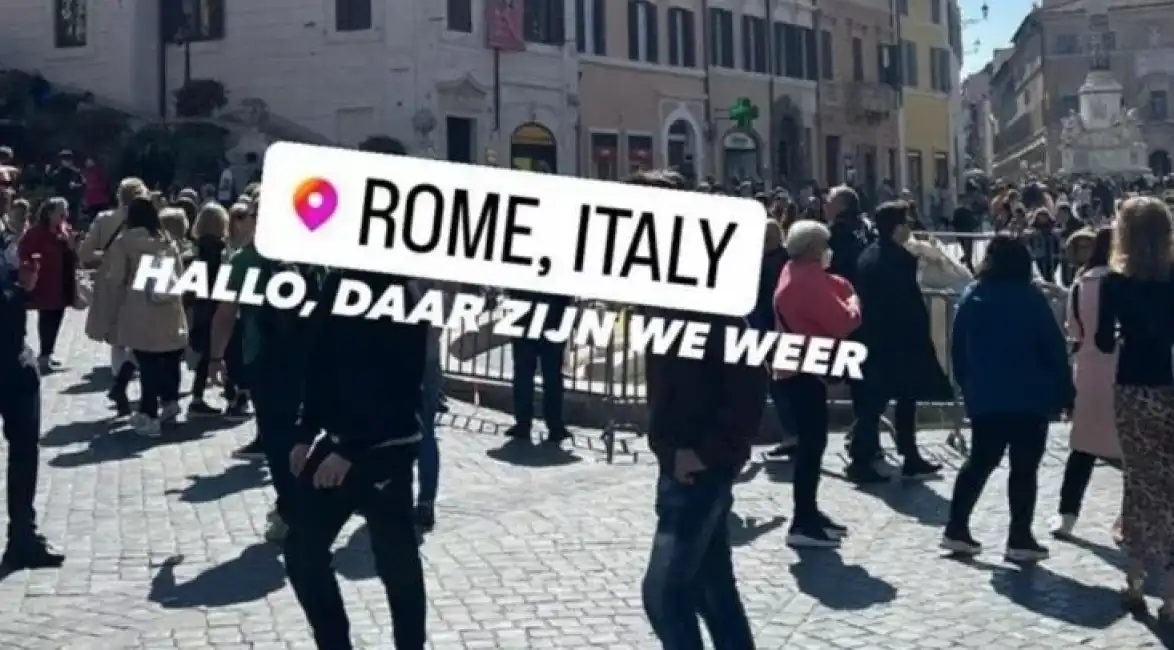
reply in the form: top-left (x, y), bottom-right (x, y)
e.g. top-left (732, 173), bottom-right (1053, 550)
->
top-left (2, 139), bottom-right (1174, 648)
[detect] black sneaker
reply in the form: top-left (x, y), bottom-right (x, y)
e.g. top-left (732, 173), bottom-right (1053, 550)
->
top-left (504, 424), bottom-right (532, 440)
top-left (545, 427), bottom-right (572, 445)
top-left (414, 504), bottom-right (436, 533)
top-left (188, 400), bottom-right (220, 418)
top-left (1005, 536), bottom-right (1050, 562)
top-left (232, 439), bottom-right (265, 460)
top-left (816, 512), bottom-right (848, 538)
top-left (940, 529), bottom-right (982, 556)
top-left (224, 398), bottom-right (252, 422)
top-left (2, 536), bottom-right (65, 569)
top-left (763, 440), bottom-right (798, 462)
top-left (846, 463), bottom-right (890, 485)
top-left (786, 522), bottom-right (842, 549)
top-left (901, 457), bottom-right (942, 481)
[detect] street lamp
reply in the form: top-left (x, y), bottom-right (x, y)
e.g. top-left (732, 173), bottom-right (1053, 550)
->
top-left (962, 2), bottom-right (989, 26)
top-left (175, 0), bottom-right (195, 86)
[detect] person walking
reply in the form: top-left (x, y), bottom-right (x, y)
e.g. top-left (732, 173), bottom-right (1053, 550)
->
top-left (942, 235), bottom-right (1074, 562)
top-left (18, 197), bottom-right (78, 372)
top-left (773, 220), bottom-right (862, 548)
top-left (751, 220), bottom-right (797, 461)
top-left (1053, 226), bottom-right (1122, 541)
top-left (847, 201), bottom-right (951, 484)
top-left (1094, 197), bottom-right (1174, 619)
top-left (97, 197), bottom-right (189, 436)
top-left (281, 269), bottom-right (430, 650)
top-left (186, 203), bottom-right (231, 417)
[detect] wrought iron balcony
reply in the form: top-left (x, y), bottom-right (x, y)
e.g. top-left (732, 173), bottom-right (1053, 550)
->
top-left (847, 83), bottom-right (898, 122)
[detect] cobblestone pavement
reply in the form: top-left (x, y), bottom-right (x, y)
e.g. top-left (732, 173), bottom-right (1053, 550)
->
top-left (0, 312), bottom-right (1170, 648)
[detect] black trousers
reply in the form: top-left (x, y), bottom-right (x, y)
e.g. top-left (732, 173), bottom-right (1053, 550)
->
top-left (510, 339), bottom-right (566, 430)
top-left (37, 309), bottom-right (65, 358)
top-left (283, 440), bottom-right (426, 650)
top-left (947, 413), bottom-right (1048, 539)
top-left (779, 374), bottom-right (829, 526)
top-left (0, 353), bottom-right (41, 544)
top-left (849, 378), bottom-right (918, 464)
top-left (1058, 450), bottom-right (1122, 517)
top-left (134, 349), bottom-right (182, 418)
top-left (249, 362), bottom-right (298, 521)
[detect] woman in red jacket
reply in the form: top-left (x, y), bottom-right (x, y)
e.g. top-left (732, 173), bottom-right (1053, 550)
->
top-left (19, 197), bottom-right (77, 371)
top-left (773, 219), bottom-right (863, 550)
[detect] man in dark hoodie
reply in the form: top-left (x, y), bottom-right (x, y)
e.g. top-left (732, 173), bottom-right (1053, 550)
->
top-left (826, 185), bottom-right (874, 286)
top-left (635, 171), bottom-right (768, 649)
top-left (282, 269), bottom-right (429, 650)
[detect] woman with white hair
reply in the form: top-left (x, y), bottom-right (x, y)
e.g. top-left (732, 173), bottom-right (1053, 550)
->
top-left (773, 219), bottom-right (863, 548)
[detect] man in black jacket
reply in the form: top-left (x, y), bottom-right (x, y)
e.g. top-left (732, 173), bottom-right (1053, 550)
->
top-left (282, 269), bottom-right (429, 650)
top-left (0, 241), bottom-right (64, 570)
top-left (846, 201), bottom-right (951, 484)
top-left (826, 185), bottom-right (874, 286)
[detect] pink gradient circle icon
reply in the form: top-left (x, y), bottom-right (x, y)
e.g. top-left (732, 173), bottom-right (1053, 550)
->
top-left (292, 177), bottom-right (340, 231)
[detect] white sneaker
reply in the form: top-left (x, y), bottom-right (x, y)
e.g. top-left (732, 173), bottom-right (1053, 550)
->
top-left (1051, 514), bottom-right (1078, 539)
top-left (128, 412), bottom-right (149, 429)
top-left (264, 510), bottom-right (288, 543)
top-left (134, 416), bottom-right (162, 438)
top-left (160, 401), bottom-right (181, 423)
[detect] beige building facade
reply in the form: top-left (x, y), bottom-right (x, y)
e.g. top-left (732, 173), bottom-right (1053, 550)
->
top-left (577, 0), bottom-right (821, 186)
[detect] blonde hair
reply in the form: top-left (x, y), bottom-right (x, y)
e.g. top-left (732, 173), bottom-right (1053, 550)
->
top-left (783, 220), bottom-right (831, 261)
top-left (117, 177), bottom-right (148, 206)
top-left (1111, 196), bottom-right (1174, 281)
top-left (228, 202), bottom-right (250, 221)
top-left (158, 207), bottom-right (189, 240)
top-left (193, 202), bottom-right (229, 239)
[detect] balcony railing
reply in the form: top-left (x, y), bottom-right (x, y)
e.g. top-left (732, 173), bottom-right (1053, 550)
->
top-left (847, 82), bottom-right (898, 122)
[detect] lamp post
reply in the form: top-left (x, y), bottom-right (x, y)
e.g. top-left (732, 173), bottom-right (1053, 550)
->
top-left (178, 0), bottom-right (194, 86)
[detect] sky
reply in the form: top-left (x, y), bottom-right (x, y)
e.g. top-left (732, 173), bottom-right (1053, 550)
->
top-left (959, 0), bottom-right (1036, 77)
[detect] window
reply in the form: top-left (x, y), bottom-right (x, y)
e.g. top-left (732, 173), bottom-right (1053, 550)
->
top-left (709, 8), bottom-right (734, 68)
top-left (1104, 31), bottom-right (1117, 50)
top-left (1054, 33), bottom-right (1080, 55)
top-left (590, 133), bottom-right (620, 180)
top-left (447, 0), bottom-right (473, 33)
top-left (575, 0), bottom-right (606, 54)
top-left (667, 8), bottom-right (696, 67)
top-left (779, 23), bottom-right (804, 79)
top-left (931, 0), bottom-right (942, 24)
top-left (933, 152), bottom-right (949, 188)
top-left (902, 40), bottom-right (918, 87)
top-left (825, 135), bottom-right (842, 186)
top-left (819, 30), bottom-right (833, 80)
top-left (628, 1), bottom-right (658, 62)
top-left (879, 43), bottom-right (898, 84)
top-left (897, 0), bottom-right (908, 15)
top-left (524, 0), bottom-right (565, 45)
top-left (852, 37), bottom-right (864, 81)
top-left (803, 27), bottom-right (818, 80)
top-left (54, 0), bottom-right (87, 47)
top-left (742, 16), bottom-right (767, 73)
top-left (1151, 90), bottom-right (1169, 121)
top-left (185, 0), bottom-right (226, 41)
top-left (929, 47), bottom-right (951, 92)
top-left (1057, 94), bottom-right (1079, 118)
top-left (336, 0), bottom-right (372, 32)
top-left (906, 150), bottom-right (923, 195)
top-left (627, 134), bottom-right (654, 174)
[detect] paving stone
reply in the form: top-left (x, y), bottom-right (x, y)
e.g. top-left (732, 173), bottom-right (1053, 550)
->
top-left (0, 312), bottom-right (1168, 648)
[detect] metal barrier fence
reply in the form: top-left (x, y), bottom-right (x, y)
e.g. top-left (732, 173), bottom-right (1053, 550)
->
top-left (438, 284), bottom-right (1067, 462)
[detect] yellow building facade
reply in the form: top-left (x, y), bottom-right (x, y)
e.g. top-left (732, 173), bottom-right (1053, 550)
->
top-left (898, 0), bottom-right (952, 211)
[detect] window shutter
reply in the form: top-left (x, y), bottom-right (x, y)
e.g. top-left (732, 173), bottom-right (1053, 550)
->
top-left (628, 1), bottom-right (640, 60)
top-left (682, 10), bottom-right (695, 67)
top-left (647, 3), bottom-right (659, 63)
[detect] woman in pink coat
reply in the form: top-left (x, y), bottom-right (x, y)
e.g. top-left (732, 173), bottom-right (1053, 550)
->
top-left (1053, 226), bottom-right (1122, 540)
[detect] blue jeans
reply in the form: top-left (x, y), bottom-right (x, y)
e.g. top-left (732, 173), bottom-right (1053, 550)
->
top-left (642, 468), bottom-right (754, 650)
top-left (416, 355), bottom-right (443, 506)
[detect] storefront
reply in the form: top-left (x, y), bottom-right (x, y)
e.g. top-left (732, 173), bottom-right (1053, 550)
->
top-left (510, 122), bottom-right (558, 173)
top-left (722, 129), bottom-right (761, 183)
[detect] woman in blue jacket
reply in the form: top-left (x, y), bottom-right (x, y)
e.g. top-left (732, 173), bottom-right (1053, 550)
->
top-left (942, 234), bottom-right (1075, 562)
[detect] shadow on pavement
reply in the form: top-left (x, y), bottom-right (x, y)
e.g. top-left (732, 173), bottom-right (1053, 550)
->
top-left (164, 461), bottom-right (269, 503)
top-left (47, 420), bottom-right (224, 468)
top-left (989, 563), bottom-right (1127, 629)
top-left (728, 512), bottom-right (786, 547)
top-left (334, 524), bottom-right (376, 581)
top-left (789, 549), bottom-right (898, 610)
top-left (41, 417), bottom-right (117, 447)
top-left (853, 473), bottom-right (950, 527)
top-left (486, 437), bottom-right (582, 468)
top-left (148, 544), bottom-right (285, 608)
top-left (59, 368), bottom-right (112, 396)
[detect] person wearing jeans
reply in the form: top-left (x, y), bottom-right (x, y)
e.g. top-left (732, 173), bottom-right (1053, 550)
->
top-left (943, 235), bottom-right (1074, 561)
top-left (133, 349), bottom-right (183, 434)
top-left (415, 339), bottom-right (443, 533)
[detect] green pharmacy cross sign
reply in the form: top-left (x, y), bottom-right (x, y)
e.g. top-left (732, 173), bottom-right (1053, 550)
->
top-left (729, 98), bottom-right (759, 129)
